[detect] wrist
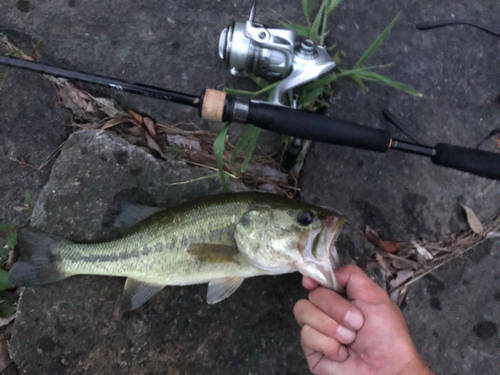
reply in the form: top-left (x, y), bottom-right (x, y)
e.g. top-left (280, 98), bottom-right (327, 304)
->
top-left (398, 356), bottom-right (433, 375)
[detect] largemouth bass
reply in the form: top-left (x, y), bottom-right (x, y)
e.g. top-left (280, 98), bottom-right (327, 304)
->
top-left (10, 192), bottom-right (345, 312)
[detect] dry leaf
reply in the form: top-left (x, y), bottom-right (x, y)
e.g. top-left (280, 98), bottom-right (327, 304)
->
top-left (460, 204), bottom-right (484, 234)
top-left (128, 110), bottom-right (144, 125)
top-left (72, 121), bottom-right (101, 130)
top-left (375, 252), bottom-right (389, 272)
top-left (145, 132), bottom-right (167, 160)
top-left (143, 117), bottom-right (157, 138)
top-left (390, 270), bottom-right (414, 290)
top-left (389, 256), bottom-right (420, 270)
top-left (383, 240), bottom-right (401, 254)
top-left (486, 231), bottom-right (500, 239)
top-left (101, 116), bottom-right (132, 130)
top-left (167, 134), bottom-right (202, 151)
top-left (67, 84), bottom-right (95, 113)
top-left (92, 97), bottom-right (121, 117)
top-left (257, 184), bottom-right (281, 194)
top-left (395, 284), bottom-right (408, 305)
top-left (411, 240), bottom-right (433, 260)
top-left (364, 226), bottom-right (386, 251)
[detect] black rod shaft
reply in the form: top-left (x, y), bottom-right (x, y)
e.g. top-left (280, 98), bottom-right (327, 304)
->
top-left (390, 139), bottom-right (436, 157)
top-left (0, 56), bottom-right (201, 108)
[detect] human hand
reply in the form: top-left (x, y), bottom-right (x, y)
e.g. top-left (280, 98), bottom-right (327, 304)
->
top-left (294, 265), bottom-right (433, 375)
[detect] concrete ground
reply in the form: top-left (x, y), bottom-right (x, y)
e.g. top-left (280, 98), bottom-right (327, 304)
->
top-left (0, 0), bottom-right (499, 374)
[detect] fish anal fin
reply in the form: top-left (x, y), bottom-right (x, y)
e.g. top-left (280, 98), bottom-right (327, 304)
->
top-left (120, 278), bottom-right (165, 313)
top-left (187, 244), bottom-right (240, 264)
top-left (207, 277), bottom-right (244, 304)
top-left (113, 203), bottom-right (163, 233)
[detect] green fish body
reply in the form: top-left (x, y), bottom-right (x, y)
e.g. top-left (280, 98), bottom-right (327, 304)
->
top-left (10, 192), bottom-right (344, 312)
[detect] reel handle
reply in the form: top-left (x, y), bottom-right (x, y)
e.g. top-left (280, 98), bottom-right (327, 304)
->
top-left (246, 101), bottom-right (392, 152)
top-left (432, 144), bottom-right (500, 180)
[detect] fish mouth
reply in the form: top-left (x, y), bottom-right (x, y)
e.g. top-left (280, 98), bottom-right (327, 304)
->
top-left (298, 215), bottom-right (346, 293)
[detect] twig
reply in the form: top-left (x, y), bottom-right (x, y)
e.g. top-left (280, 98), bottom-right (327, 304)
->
top-left (389, 236), bottom-right (490, 294)
top-left (165, 173), bottom-right (219, 186)
top-left (37, 140), bottom-right (67, 170)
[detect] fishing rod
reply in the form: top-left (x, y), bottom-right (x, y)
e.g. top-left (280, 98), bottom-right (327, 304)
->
top-left (1, 54), bottom-right (499, 181)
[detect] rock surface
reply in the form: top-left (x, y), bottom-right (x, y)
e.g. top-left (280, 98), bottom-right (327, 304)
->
top-left (298, 1), bottom-right (500, 373)
top-left (403, 240), bottom-right (500, 374)
top-left (1, 0), bottom-right (499, 374)
top-left (9, 130), bottom-right (310, 375)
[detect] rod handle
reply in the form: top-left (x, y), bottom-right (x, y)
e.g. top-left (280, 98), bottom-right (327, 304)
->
top-left (247, 101), bottom-right (392, 152)
top-left (432, 143), bottom-right (500, 180)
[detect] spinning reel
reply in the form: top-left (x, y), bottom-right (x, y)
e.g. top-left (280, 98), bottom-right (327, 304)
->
top-left (218, 3), bottom-right (335, 107)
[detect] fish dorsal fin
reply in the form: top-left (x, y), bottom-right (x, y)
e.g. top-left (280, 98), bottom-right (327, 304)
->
top-left (207, 277), bottom-right (244, 304)
top-left (187, 244), bottom-right (240, 264)
top-left (121, 278), bottom-right (165, 313)
top-left (113, 203), bottom-right (163, 232)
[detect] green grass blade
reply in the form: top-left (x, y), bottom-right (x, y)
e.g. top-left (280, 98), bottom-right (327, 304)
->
top-left (25, 189), bottom-right (35, 207)
top-left (0, 223), bottom-right (17, 235)
top-left (356, 71), bottom-right (422, 96)
top-left (6, 231), bottom-right (17, 249)
top-left (310, 1), bottom-right (327, 40)
top-left (224, 88), bottom-right (256, 96)
top-left (231, 125), bottom-right (260, 162)
top-left (245, 73), bottom-right (270, 89)
top-left (0, 269), bottom-right (13, 291)
top-left (351, 73), bottom-right (369, 91)
top-left (354, 13), bottom-right (400, 69)
top-left (302, 72), bottom-right (338, 92)
top-left (0, 67), bottom-right (11, 88)
top-left (240, 128), bottom-right (259, 172)
top-left (302, 0), bottom-right (312, 25)
top-left (6, 50), bottom-right (24, 57)
top-left (281, 22), bottom-right (313, 38)
top-left (327, 42), bottom-right (338, 51)
top-left (326, 0), bottom-right (342, 14)
top-left (298, 86), bottom-right (325, 107)
top-left (214, 122), bottom-right (231, 192)
top-left (252, 80), bottom-right (281, 98)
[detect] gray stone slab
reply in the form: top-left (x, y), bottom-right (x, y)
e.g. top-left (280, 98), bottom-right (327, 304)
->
top-left (299, 1), bottom-right (500, 374)
top-left (403, 240), bottom-right (500, 375)
top-left (9, 130), bottom-right (310, 375)
top-left (0, 66), bottom-right (72, 225)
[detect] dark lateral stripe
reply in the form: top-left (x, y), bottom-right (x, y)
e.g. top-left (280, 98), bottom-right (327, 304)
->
top-left (65, 241), bottom-right (166, 263)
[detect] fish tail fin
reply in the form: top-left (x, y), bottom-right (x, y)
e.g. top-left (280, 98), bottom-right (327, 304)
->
top-left (9, 229), bottom-right (72, 286)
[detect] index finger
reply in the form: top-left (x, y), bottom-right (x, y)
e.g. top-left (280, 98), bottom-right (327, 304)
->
top-left (302, 276), bottom-right (319, 291)
top-left (335, 264), bottom-right (390, 303)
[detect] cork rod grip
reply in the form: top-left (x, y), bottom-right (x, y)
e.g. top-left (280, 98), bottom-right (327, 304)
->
top-left (201, 89), bottom-right (226, 122)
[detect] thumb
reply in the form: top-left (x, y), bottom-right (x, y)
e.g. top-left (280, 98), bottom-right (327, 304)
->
top-left (334, 264), bottom-right (390, 303)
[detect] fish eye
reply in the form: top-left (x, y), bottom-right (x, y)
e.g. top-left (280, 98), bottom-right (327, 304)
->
top-left (297, 211), bottom-right (313, 226)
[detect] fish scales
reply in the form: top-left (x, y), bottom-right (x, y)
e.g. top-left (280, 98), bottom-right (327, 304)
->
top-left (57, 197), bottom-right (266, 284)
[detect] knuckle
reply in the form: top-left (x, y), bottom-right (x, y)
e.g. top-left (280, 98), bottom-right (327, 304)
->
top-left (324, 319), bottom-right (339, 337)
top-left (325, 343), bottom-right (341, 359)
top-left (309, 287), bottom-right (331, 304)
top-left (301, 324), bottom-right (313, 338)
top-left (293, 299), bottom-right (308, 314)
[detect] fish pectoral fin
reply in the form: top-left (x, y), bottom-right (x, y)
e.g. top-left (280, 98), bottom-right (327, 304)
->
top-left (113, 203), bottom-right (163, 233)
top-left (120, 278), bottom-right (165, 313)
top-left (207, 277), bottom-right (244, 304)
top-left (187, 244), bottom-right (240, 264)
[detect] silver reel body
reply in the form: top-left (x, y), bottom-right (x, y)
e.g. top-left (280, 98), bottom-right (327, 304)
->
top-left (218, 4), bottom-right (336, 106)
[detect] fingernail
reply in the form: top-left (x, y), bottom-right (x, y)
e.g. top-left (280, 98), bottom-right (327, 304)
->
top-left (345, 310), bottom-right (364, 330)
top-left (338, 346), bottom-right (348, 361)
top-left (337, 325), bottom-right (356, 343)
